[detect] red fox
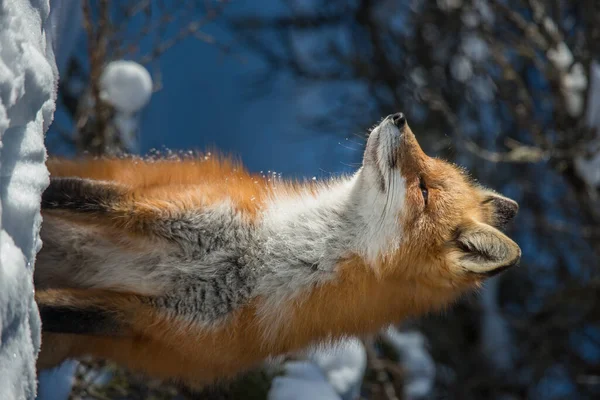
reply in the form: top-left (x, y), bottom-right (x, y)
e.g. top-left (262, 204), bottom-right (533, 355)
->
top-left (35, 113), bottom-right (520, 388)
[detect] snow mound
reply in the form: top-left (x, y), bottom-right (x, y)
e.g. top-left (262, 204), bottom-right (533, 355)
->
top-left (547, 40), bottom-right (588, 117)
top-left (0, 0), bottom-right (57, 398)
top-left (384, 327), bottom-right (436, 399)
top-left (269, 361), bottom-right (341, 400)
top-left (36, 360), bottom-right (78, 400)
top-left (269, 339), bottom-right (367, 400)
top-left (100, 60), bottom-right (153, 114)
top-left (308, 339), bottom-right (367, 400)
top-left (100, 60), bottom-right (153, 152)
top-left (575, 61), bottom-right (600, 188)
top-left (480, 277), bottom-right (514, 371)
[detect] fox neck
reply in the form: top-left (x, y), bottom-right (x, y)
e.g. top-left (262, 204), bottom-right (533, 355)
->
top-left (258, 256), bottom-right (465, 353)
top-left (255, 170), bottom-right (466, 346)
top-left (259, 177), bottom-right (357, 279)
top-left (260, 168), bottom-right (405, 271)
top-left (254, 170), bottom-right (407, 324)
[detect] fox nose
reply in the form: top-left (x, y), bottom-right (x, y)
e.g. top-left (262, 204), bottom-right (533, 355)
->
top-left (391, 112), bottom-right (406, 128)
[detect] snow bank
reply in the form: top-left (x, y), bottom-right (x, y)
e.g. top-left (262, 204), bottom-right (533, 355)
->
top-left (100, 61), bottom-right (152, 114)
top-left (100, 60), bottom-right (153, 152)
top-left (308, 339), bottom-right (367, 400)
top-left (547, 39), bottom-right (588, 117)
top-left (480, 277), bottom-right (514, 371)
top-left (269, 339), bottom-right (367, 400)
top-left (269, 361), bottom-right (342, 400)
top-left (268, 331), bottom-right (435, 400)
top-left (0, 0), bottom-right (57, 398)
top-left (575, 61), bottom-right (600, 188)
top-left (384, 327), bottom-right (435, 399)
top-left (36, 361), bottom-right (77, 400)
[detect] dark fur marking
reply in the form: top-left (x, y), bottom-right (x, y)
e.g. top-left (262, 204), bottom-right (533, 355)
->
top-left (363, 128), bottom-right (387, 192)
top-left (470, 255), bottom-right (521, 278)
top-left (39, 304), bottom-right (126, 336)
top-left (368, 133), bottom-right (386, 192)
top-left (42, 177), bottom-right (125, 213)
top-left (480, 261), bottom-right (517, 277)
top-left (483, 195), bottom-right (518, 229)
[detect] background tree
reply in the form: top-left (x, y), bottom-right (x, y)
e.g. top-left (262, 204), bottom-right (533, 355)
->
top-left (50, 0), bottom-right (230, 156)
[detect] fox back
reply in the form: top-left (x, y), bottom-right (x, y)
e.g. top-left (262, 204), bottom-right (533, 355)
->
top-left (35, 113), bottom-right (520, 388)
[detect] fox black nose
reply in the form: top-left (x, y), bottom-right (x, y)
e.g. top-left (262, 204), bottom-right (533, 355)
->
top-left (391, 112), bottom-right (406, 128)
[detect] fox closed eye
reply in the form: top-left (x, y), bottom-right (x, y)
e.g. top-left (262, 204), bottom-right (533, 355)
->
top-left (419, 176), bottom-right (428, 207)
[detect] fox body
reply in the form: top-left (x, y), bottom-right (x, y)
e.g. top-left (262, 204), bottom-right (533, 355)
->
top-left (35, 114), bottom-right (520, 387)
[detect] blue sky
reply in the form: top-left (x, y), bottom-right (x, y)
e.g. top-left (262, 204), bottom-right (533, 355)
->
top-left (137, 17), bottom-right (360, 178)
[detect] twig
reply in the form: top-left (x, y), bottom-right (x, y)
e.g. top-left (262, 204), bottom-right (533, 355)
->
top-left (364, 337), bottom-right (400, 400)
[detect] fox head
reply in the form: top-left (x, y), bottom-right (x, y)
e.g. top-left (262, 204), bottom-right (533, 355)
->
top-left (351, 113), bottom-right (520, 287)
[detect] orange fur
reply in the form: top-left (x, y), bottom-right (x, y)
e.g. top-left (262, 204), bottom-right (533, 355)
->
top-left (44, 156), bottom-right (273, 241)
top-left (37, 124), bottom-right (519, 388)
top-left (37, 252), bottom-right (474, 387)
top-left (47, 155), bottom-right (271, 218)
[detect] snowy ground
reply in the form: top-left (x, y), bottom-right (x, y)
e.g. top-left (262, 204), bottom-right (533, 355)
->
top-left (0, 0), bottom-right (57, 399)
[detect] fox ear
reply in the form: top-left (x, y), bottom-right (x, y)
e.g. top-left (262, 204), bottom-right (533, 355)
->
top-left (482, 191), bottom-right (519, 228)
top-left (452, 222), bottom-right (521, 276)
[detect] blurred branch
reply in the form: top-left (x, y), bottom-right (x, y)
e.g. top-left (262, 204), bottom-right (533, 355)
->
top-left (138, 1), bottom-right (230, 64)
top-left (364, 337), bottom-right (400, 400)
top-left (79, 0), bottom-right (113, 155)
top-left (55, 0), bottom-right (233, 156)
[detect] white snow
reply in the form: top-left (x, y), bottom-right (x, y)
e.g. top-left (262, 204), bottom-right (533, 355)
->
top-left (437, 0), bottom-right (463, 11)
top-left (113, 112), bottom-right (140, 152)
top-left (543, 17), bottom-right (559, 37)
top-left (460, 0), bottom-right (494, 28)
top-left (450, 55), bottom-right (473, 82)
top-left (575, 61), bottom-right (600, 187)
top-left (410, 67), bottom-right (427, 87)
top-left (470, 75), bottom-right (496, 102)
top-left (562, 62), bottom-right (587, 117)
top-left (384, 327), bottom-right (436, 399)
top-left (462, 34), bottom-right (488, 63)
top-left (269, 339), bottom-right (367, 400)
top-left (474, 0), bottom-right (494, 25)
top-left (34, 3), bottom-right (87, 398)
top-left (308, 339), bottom-right (367, 400)
top-left (99, 60), bottom-right (153, 152)
top-left (563, 63), bottom-right (588, 94)
top-left (480, 277), bottom-right (514, 371)
top-left (0, 0), bottom-right (57, 399)
top-left (36, 361), bottom-right (78, 400)
top-left (584, 61), bottom-right (600, 130)
top-left (461, 10), bottom-right (480, 28)
top-left (547, 42), bottom-right (573, 72)
top-left (547, 40), bottom-right (588, 117)
top-left (269, 361), bottom-right (342, 400)
top-left (269, 330), bottom-right (435, 400)
top-left (100, 60), bottom-right (153, 114)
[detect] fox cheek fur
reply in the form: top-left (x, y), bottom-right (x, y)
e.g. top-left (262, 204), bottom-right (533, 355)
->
top-left (34, 113), bottom-right (520, 387)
